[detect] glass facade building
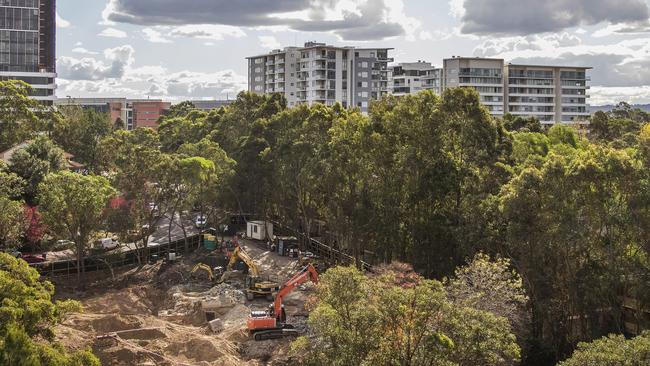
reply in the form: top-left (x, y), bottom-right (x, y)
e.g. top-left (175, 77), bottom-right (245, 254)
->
top-left (0, 0), bottom-right (56, 104)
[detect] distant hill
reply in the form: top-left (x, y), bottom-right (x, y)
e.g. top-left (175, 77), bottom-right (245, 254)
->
top-left (591, 104), bottom-right (650, 113)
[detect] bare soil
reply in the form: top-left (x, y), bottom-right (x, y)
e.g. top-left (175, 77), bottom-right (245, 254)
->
top-left (53, 238), bottom-right (313, 366)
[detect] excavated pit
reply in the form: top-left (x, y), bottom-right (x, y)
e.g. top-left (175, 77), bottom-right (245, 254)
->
top-left (53, 239), bottom-right (312, 366)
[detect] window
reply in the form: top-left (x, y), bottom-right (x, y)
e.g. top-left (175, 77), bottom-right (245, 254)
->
top-left (253, 225), bottom-right (258, 234)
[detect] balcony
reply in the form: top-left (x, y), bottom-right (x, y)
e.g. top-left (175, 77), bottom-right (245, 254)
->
top-left (266, 60), bottom-right (274, 66)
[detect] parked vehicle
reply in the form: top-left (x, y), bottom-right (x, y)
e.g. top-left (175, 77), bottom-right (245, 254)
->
top-left (94, 237), bottom-right (119, 251)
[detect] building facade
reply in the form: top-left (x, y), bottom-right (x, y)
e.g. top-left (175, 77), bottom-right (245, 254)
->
top-left (443, 57), bottom-right (506, 116)
top-left (439, 57), bottom-right (590, 125)
top-left (188, 99), bottom-right (234, 111)
top-left (505, 64), bottom-right (590, 123)
top-left (55, 98), bottom-right (171, 130)
top-left (388, 61), bottom-right (442, 97)
top-left (247, 42), bottom-right (392, 113)
top-left (0, 0), bottom-right (56, 104)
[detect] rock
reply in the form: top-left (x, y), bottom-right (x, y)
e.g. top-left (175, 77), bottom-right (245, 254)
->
top-left (209, 318), bottom-right (224, 333)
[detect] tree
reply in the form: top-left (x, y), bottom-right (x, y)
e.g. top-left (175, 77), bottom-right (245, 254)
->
top-left (98, 128), bottom-right (167, 262)
top-left (0, 196), bottom-right (25, 250)
top-left (37, 171), bottom-right (116, 283)
top-left (159, 156), bottom-right (215, 251)
top-left (0, 252), bottom-right (100, 365)
top-left (53, 106), bottom-right (113, 172)
top-left (499, 144), bottom-right (644, 362)
top-left (294, 266), bottom-right (520, 366)
top-left (0, 80), bottom-right (41, 151)
top-left (164, 101), bottom-right (196, 119)
top-left (0, 170), bottom-right (27, 199)
top-left (9, 136), bottom-right (66, 203)
top-left (503, 114), bottom-right (543, 133)
top-left (446, 253), bottom-right (530, 344)
top-left (558, 332), bottom-right (650, 366)
top-left (177, 138), bottom-right (236, 235)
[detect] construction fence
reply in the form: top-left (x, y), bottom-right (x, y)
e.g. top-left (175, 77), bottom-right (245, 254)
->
top-left (31, 234), bottom-right (202, 278)
top-left (270, 220), bottom-right (372, 272)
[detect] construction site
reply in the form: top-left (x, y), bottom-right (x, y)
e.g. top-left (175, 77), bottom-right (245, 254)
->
top-left (50, 228), bottom-right (328, 366)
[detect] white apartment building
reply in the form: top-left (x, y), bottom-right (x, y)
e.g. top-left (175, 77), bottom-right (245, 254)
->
top-left (388, 61), bottom-right (442, 96)
top-left (247, 42), bottom-right (393, 113)
top-left (443, 57), bottom-right (506, 116)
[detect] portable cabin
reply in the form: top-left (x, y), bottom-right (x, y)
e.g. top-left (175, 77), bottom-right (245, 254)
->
top-left (247, 221), bottom-right (273, 241)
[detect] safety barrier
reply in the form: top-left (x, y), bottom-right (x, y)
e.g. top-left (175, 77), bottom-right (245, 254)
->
top-left (31, 234), bottom-right (202, 278)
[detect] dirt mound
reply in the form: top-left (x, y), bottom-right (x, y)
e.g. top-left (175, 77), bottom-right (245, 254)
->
top-left (117, 327), bottom-right (167, 340)
top-left (82, 286), bottom-right (163, 316)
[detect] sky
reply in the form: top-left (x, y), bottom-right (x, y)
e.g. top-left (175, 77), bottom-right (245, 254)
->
top-left (56, 0), bottom-right (650, 105)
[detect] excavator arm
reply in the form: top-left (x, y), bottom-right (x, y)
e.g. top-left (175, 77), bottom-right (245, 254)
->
top-left (222, 245), bottom-right (261, 279)
top-left (272, 264), bottom-right (318, 319)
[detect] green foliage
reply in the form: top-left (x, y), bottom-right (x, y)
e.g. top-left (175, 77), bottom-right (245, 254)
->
top-left (0, 81), bottom-right (41, 151)
top-left (0, 196), bottom-right (25, 250)
top-left (0, 252), bottom-right (100, 365)
top-left (512, 132), bottom-right (550, 165)
top-left (558, 332), bottom-right (650, 366)
top-left (446, 253), bottom-right (530, 342)
top-left (164, 101), bottom-right (197, 119)
top-left (9, 136), bottom-right (66, 203)
top-left (503, 114), bottom-right (543, 133)
top-left (547, 124), bottom-right (578, 148)
top-left (53, 106), bottom-right (113, 172)
top-left (296, 265), bottom-right (520, 366)
top-left (37, 171), bottom-right (116, 280)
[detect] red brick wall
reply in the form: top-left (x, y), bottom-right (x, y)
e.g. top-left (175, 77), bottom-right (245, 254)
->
top-left (133, 101), bottom-right (171, 129)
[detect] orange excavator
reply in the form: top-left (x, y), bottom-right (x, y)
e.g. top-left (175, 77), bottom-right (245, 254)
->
top-left (246, 264), bottom-right (319, 341)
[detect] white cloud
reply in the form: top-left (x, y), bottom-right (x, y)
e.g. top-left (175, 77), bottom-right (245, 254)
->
top-left (98, 27), bottom-right (128, 38)
top-left (449, 0), bottom-right (465, 18)
top-left (258, 35), bottom-right (281, 50)
top-left (56, 12), bottom-right (71, 28)
top-left (57, 44), bottom-right (246, 101)
top-left (591, 86), bottom-right (650, 105)
top-left (72, 47), bottom-right (99, 55)
top-left (142, 28), bottom-right (172, 43)
top-left (58, 45), bottom-right (135, 81)
top-left (141, 24), bottom-right (246, 43)
top-left (169, 24), bottom-right (246, 40)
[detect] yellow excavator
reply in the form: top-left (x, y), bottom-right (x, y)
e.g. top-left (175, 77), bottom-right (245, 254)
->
top-left (190, 263), bottom-right (224, 282)
top-left (223, 246), bottom-right (279, 301)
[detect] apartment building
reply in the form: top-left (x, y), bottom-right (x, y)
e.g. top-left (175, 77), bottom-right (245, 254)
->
top-left (443, 57), bottom-right (506, 116)
top-left (55, 98), bottom-right (171, 130)
top-left (388, 61), bottom-right (442, 96)
top-left (0, 0), bottom-right (57, 104)
top-left (506, 64), bottom-right (590, 123)
top-left (437, 57), bottom-right (591, 124)
top-left (247, 42), bottom-right (392, 113)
